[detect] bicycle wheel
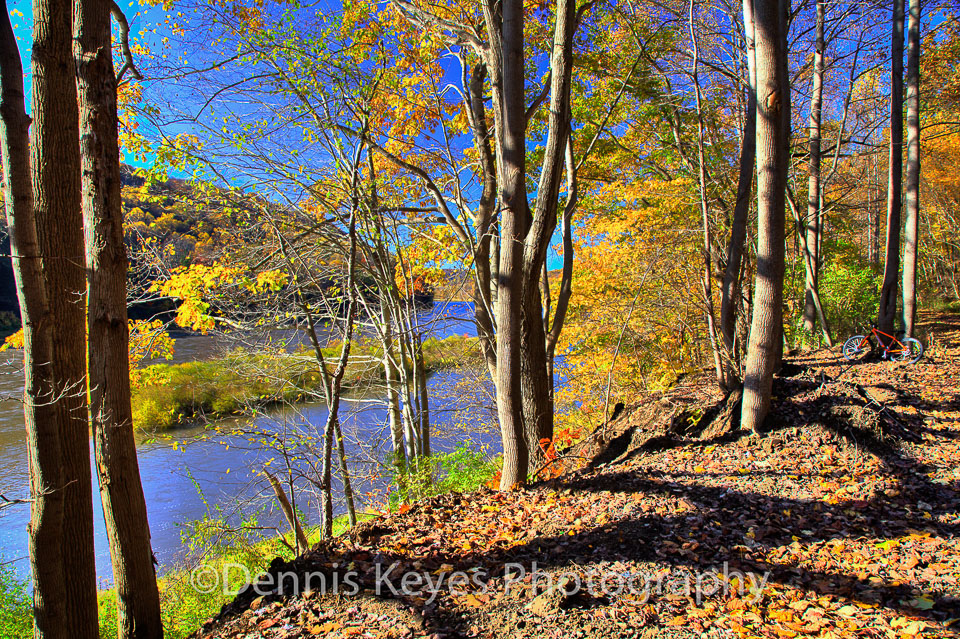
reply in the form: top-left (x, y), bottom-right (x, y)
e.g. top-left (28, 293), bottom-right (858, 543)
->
top-left (891, 337), bottom-right (924, 364)
top-left (842, 335), bottom-right (871, 361)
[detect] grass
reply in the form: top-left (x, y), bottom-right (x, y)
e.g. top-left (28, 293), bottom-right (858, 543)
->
top-left (392, 442), bottom-right (501, 505)
top-left (0, 564), bottom-right (31, 639)
top-left (96, 512), bottom-right (373, 639)
top-left (133, 334), bottom-right (480, 430)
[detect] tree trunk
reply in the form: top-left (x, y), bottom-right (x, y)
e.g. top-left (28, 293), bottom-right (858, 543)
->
top-left (412, 329), bottom-right (430, 457)
top-left (802, 0), bottom-right (825, 337)
top-left (32, 0), bottom-right (99, 632)
top-left (0, 7), bottom-right (67, 637)
top-left (381, 305), bottom-right (406, 482)
top-left (521, 283), bottom-right (552, 470)
top-left (740, 0), bottom-right (789, 434)
top-left (333, 416), bottom-right (357, 526)
top-left (901, 0), bottom-right (920, 338)
top-left (74, 2), bottom-right (164, 636)
top-left (494, 0), bottom-right (529, 490)
top-left (264, 470), bottom-right (309, 553)
top-left (720, 0), bottom-right (757, 387)
top-left (689, 0), bottom-right (726, 391)
top-left (878, 0), bottom-right (905, 335)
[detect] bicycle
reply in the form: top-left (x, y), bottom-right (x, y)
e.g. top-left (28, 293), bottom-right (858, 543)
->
top-left (842, 323), bottom-right (924, 364)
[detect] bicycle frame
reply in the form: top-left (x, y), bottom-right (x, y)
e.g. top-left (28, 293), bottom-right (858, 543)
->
top-left (861, 327), bottom-right (909, 358)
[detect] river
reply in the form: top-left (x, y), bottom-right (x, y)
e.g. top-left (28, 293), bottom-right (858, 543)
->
top-left (0, 301), bottom-right (496, 584)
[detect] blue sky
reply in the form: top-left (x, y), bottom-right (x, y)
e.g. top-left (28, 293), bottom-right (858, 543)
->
top-left (6, 0), bottom-right (566, 270)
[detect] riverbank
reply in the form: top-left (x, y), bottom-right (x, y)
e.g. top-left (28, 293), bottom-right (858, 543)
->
top-left (133, 334), bottom-right (481, 430)
top-left (99, 442), bottom-right (497, 638)
top-left (193, 311), bottom-right (960, 639)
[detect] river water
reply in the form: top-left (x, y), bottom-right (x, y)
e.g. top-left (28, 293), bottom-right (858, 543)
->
top-left (0, 302), bottom-right (496, 583)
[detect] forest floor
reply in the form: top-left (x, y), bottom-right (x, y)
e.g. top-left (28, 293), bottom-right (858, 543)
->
top-left (192, 312), bottom-right (960, 639)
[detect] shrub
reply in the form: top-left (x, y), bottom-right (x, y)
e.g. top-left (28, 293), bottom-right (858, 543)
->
top-left (391, 444), bottom-right (500, 505)
top-left (0, 564), bottom-right (31, 639)
top-left (787, 252), bottom-right (881, 349)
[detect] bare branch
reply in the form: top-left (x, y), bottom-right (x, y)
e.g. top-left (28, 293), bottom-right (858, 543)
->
top-left (111, 0), bottom-right (143, 82)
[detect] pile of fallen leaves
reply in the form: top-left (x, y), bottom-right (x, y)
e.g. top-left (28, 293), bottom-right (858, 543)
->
top-left (192, 312), bottom-right (960, 639)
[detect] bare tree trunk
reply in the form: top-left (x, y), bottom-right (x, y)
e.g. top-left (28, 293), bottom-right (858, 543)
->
top-left (879, 0), bottom-right (905, 335)
top-left (411, 328), bottom-right (429, 457)
top-left (333, 417), bottom-right (357, 526)
top-left (75, 2), bottom-right (164, 637)
top-left (32, 0), bottom-right (99, 631)
top-left (689, 0), bottom-right (725, 391)
top-left (494, 0), bottom-right (529, 490)
top-left (521, 285), bottom-right (552, 470)
top-left (741, 0), bottom-right (789, 434)
top-left (871, 158), bottom-right (881, 266)
top-left (802, 0), bottom-right (825, 337)
top-left (381, 305), bottom-right (406, 481)
top-left (867, 160), bottom-right (874, 264)
top-left (901, 0), bottom-right (920, 337)
top-left (720, 0), bottom-right (757, 387)
top-left (0, 8), bottom-right (67, 637)
top-left (787, 187), bottom-right (833, 345)
top-left (264, 469), bottom-right (309, 553)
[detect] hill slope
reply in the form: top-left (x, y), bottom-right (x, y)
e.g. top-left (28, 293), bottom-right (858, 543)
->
top-left (192, 312), bottom-right (960, 639)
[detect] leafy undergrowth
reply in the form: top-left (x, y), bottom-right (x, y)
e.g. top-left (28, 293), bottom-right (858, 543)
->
top-left (192, 313), bottom-right (960, 639)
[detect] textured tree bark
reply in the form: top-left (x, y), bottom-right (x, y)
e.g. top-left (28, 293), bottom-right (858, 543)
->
top-left (740, 0), bottom-right (788, 434)
top-left (495, 0), bottom-right (529, 489)
top-left (0, 6), bottom-right (67, 637)
top-left (879, 0), bottom-right (904, 335)
top-left (901, 0), bottom-right (920, 338)
top-left (720, 0), bottom-right (757, 388)
top-left (517, 0), bottom-right (574, 475)
top-left (334, 416), bottom-right (357, 526)
top-left (74, 0), bottom-right (164, 636)
top-left (802, 0), bottom-right (825, 336)
top-left (32, 0), bottom-right (99, 632)
top-left (521, 284), bottom-right (552, 469)
top-left (464, 61), bottom-right (500, 383)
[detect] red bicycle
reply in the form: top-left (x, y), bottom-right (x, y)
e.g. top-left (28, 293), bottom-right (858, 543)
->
top-left (842, 324), bottom-right (924, 364)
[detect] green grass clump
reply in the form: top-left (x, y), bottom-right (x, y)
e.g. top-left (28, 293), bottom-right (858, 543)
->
top-left (0, 564), bottom-right (31, 639)
top-left (392, 443), bottom-right (500, 505)
top-left (96, 512), bottom-right (373, 639)
top-left (132, 335), bottom-right (481, 431)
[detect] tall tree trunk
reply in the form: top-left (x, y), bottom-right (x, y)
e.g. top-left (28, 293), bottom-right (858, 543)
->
top-left (802, 0), bottom-right (825, 336)
top-left (32, 0), bottom-right (99, 632)
top-left (381, 305), bottom-right (406, 482)
top-left (741, 0), bottom-right (789, 434)
top-left (870, 157), bottom-right (881, 268)
top-left (494, 0), bottom-right (529, 490)
top-left (901, 0), bottom-right (920, 337)
top-left (690, 0), bottom-right (725, 391)
top-left (720, 0), bottom-right (757, 387)
top-left (411, 329), bottom-right (430, 457)
top-left (74, 2), bottom-right (164, 636)
top-left (879, 0), bottom-right (905, 335)
top-left (0, 7), bottom-right (67, 637)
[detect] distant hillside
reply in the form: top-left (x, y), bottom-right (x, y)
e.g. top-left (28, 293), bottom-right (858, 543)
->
top-left (0, 166), bottom-right (258, 324)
